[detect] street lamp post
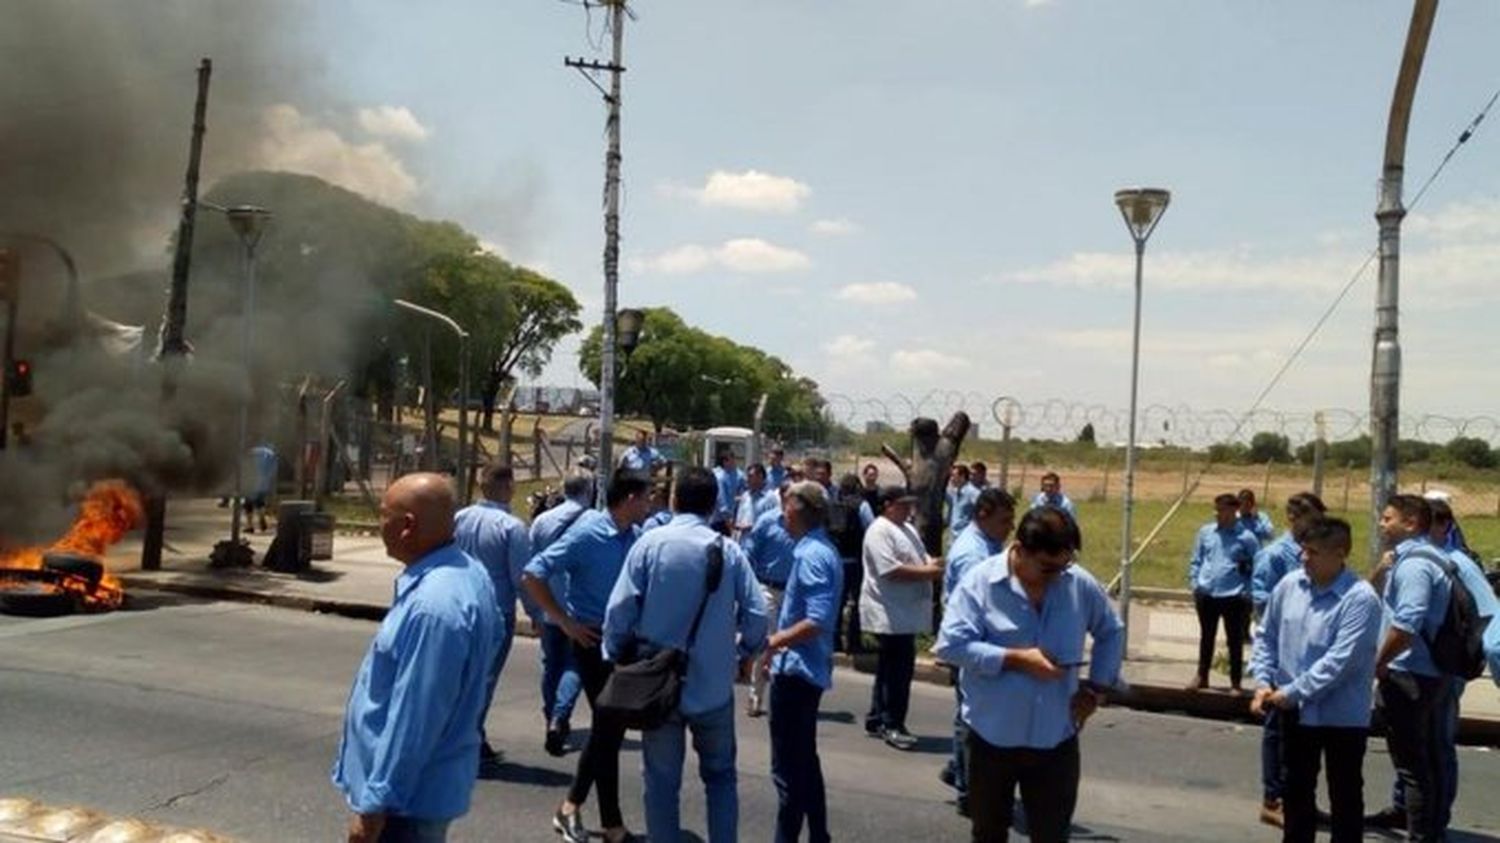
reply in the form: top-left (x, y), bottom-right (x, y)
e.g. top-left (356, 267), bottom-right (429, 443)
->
top-left (1113, 187), bottom-right (1171, 648)
top-left (223, 205), bottom-right (272, 547)
top-left (393, 298), bottom-right (471, 503)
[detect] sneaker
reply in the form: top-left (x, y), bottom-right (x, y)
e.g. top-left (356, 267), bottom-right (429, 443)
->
top-left (553, 808), bottom-right (588, 843)
top-left (939, 764), bottom-right (957, 789)
top-left (882, 727), bottom-right (918, 751)
top-left (1258, 799), bottom-right (1283, 828)
top-left (1363, 806), bottom-right (1405, 830)
top-left (864, 721), bottom-right (883, 739)
top-left (545, 723), bottom-right (568, 757)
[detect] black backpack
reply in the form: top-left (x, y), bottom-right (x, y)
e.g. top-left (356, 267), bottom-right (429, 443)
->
top-left (1416, 548), bottom-right (1487, 681)
top-left (826, 497), bottom-right (864, 559)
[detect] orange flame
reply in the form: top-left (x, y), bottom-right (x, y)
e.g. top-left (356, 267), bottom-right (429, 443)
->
top-left (0, 481), bottom-right (143, 611)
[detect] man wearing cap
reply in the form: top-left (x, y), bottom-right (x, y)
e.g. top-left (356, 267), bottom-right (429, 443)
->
top-left (766, 480), bottom-right (843, 843)
top-left (860, 485), bottom-right (945, 750)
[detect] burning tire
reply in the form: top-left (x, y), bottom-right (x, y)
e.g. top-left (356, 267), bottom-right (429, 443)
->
top-left (42, 552), bottom-right (104, 588)
top-left (0, 582), bottom-right (76, 617)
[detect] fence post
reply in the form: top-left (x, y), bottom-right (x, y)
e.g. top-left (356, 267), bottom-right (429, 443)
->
top-left (1181, 450), bottom-right (1191, 496)
top-left (1311, 411), bottom-right (1327, 498)
top-left (1016, 462), bottom-right (1028, 500)
top-left (1099, 447), bottom-right (1114, 503)
top-left (1262, 458), bottom-right (1273, 503)
top-left (998, 418), bottom-right (1014, 491)
top-left (1342, 461), bottom-right (1354, 512)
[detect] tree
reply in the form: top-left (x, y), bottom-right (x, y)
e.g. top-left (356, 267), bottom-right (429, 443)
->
top-left (1247, 431), bottom-right (1292, 464)
top-left (478, 269), bottom-right (581, 430)
top-left (1444, 436), bottom-right (1496, 469)
top-left (1077, 422), bottom-right (1096, 445)
top-left (578, 307), bottom-right (826, 438)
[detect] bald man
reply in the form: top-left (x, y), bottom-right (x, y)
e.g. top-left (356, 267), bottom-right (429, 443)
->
top-left (333, 474), bottom-right (503, 843)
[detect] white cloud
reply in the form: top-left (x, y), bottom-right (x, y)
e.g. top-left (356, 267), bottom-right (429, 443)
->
top-left (357, 105), bottom-right (431, 142)
top-left (825, 334), bottom-right (876, 358)
top-left (810, 218), bottom-right (860, 236)
top-left (890, 349), bottom-right (970, 378)
top-left (666, 169), bottom-right (811, 213)
top-left (254, 104), bottom-right (419, 206)
top-left (631, 238), bottom-right (810, 275)
top-left (836, 282), bottom-right (917, 304)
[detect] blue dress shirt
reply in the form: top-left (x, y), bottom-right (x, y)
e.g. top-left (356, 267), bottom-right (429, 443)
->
top-left (1249, 567), bottom-right (1382, 727)
top-left (944, 523), bottom-right (1003, 601)
top-left (772, 527), bottom-right (844, 690)
top-left (619, 444), bottom-right (661, 472)
top-left (767, 463), bottom-right (788, 489)
top-left (742, 508), bottom-right (796, 587)
top-left (735, 487), bottom-right (779, 530)
top-left (1251, 532), bottom-right (1302, 613)
top-left (524, 509), bottom-right (638, 626)
top-left (858, 499), bottom-right (875, 530)
top-left (603, 514), bottom-right (769, 715)
top-left (1188, 522), bottom-right (1260, 598)
top-left (332, 543), bottom-right (501, 820)
top-left (934, 554), bottom-right (1124, 750)
top-left (643, 509), bottom-right (674, 532)
top-left (528, 498), bottom-right (589, 625)
top-left (1239, 511), bottom-right (1276, 543)
top-left (947, 483), bottom-right (980, 534)
top-left (453, 501), bottom-right (532, 620)
top-left (1384, 538), bottom-right (1453, 678)
top-left (1447, 549), bottom-right (1500, 684)
top-left (1030, 492), bottom-right (1078, 521)
top-left (713, 466), bottom-right (746, 521)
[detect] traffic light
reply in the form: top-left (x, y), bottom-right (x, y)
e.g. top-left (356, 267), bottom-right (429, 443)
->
top-left (0, 249), bottom-right (17, 304)
top-left (5, 359), bottom-right (31, 397)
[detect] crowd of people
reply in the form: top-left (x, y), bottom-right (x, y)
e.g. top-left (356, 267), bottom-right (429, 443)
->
top-left (329, 441), bottom-right (1500, 843)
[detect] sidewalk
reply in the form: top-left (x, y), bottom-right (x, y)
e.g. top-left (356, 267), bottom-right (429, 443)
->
top-left (104, 499), bottom-right (1500, 745)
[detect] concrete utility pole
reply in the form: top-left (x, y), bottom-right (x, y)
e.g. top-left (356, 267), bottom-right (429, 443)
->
top-left (142, 57), bottom-right (212, 572)
top-left (566, 0), bottom-right (627, 507)
top-left (1370, 0), bottom-right (1438, 565)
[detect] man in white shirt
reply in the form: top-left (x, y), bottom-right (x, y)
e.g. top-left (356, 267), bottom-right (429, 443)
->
top-left (859, 485), bottom-right (945, 751)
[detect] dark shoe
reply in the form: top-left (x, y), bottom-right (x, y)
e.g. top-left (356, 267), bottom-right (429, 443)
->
top-left (864, 721), bottom-right (883, 739)
top-left (882, 727), bottom-right (918, 751)
top-left (939, 764), bottom-right (957, 789)
top-left (1364, 806), bottom-right (1404, 830)
top-left (1258, 799), bottom-right (1283, 828)
top-left (553, 808), bottom-right (587, 843)
top-left (1314, 808), bottom-right (1332, 827)
top-left (955, 795), bottom-right (969, 818)
top-left (479, 741), bottom-right (502, 763)
top-left (545, 721), bottom-right (569, 757)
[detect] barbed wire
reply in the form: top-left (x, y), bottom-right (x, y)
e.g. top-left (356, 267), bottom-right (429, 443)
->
top-left (819, 393), bottom-right (1500, 449)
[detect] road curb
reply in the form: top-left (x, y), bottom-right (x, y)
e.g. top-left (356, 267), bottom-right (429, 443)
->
top-left (118, 577), bottom-right (1500, 746)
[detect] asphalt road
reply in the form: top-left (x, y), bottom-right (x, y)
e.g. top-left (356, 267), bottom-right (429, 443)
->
top-left (2, 596), bottom-right (1500, 842)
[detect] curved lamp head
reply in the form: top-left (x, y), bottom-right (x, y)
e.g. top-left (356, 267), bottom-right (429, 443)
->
top-left (1113, 187), bottom-right (1171, 244)
top-left (616, 307), bottom-right (646, 357)
top-left (224, 205), bottom-right (273, 247)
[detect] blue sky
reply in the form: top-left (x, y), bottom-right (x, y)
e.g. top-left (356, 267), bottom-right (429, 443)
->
top-left (210, 2), bottom-right (1500, 428)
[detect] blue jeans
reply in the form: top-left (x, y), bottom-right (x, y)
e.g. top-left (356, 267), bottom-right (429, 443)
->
top-left (1261, 706), bottom-right (1283, 802)
top-left (540, 622), bottom-right (582, 724)
top-left (769, 674), bottom-right (829, 843)
top-left (378, 816), bottom-right (450, 842)
top-left (946, 667), bottom-right (969, 799)
top-left (641, 702), bottom-right (738, 843)
top-left (479, 611), bottom-right (517, 745)
top-left (1391, 675), bottom-right (1462, 831)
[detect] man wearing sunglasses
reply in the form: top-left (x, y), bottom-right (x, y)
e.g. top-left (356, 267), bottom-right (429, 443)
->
top-left (935, 507), bottom-right (1124, 843)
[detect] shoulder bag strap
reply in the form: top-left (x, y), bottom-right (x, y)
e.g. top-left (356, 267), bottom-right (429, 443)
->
top-left (684, 537), bottom-right (726, 649)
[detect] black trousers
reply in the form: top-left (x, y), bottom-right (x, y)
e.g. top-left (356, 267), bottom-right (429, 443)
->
top-left (1379, 670), bottom-right (1446, 842)
top-left (769, 674), bottom-right (830, 843)
top-left (1192, 593), bottom-right (1249, 686)
top-left (865, 633), bottom-right (915, 733)
top-left (1280, 710), bottom-right (1366, 843)
top-left (567, 638), bottom-right (626, 829)
top-left (967, 732), bottom-right (1079, 843)
top-left (837, 560), bottom-right (863, 653)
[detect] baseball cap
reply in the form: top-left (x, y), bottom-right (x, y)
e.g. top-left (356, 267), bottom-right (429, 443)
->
top-left (877, 484), bottom-right (918, 508)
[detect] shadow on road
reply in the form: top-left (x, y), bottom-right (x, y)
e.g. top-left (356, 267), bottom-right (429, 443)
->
top-left (477, 761), bottom-right (571, 787)
top-left (816, 710), bottom-right (856, 725)
top-left (121, 591), bottom-right (214, 612)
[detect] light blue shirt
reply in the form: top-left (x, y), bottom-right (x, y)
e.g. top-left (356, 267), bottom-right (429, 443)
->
top-left (250, 445), bottom-right (277, 497)
top-left (453, 501), bottom-right (533, 620)
top-left (619, 444), bottom-right (661, 472)
top-left (947, 483), bottom-right (980, 534)
top-left (332, 543), bottom-right (501, 820)
top-left (1384, 537), bottom-right (1453, 678)
top-left (858, 499), bottom-right (875, 530)
top-left (945, 523), bottom-right (1003, 601)
top-left (643, 509), bottom-right (674, 532)
top-left (524, 509), bottom-right (638, 626)
top-left (935, 553), bottom-right (1124, 750)
top-left (1251, 532), bottom-right (1303, 612)
top-left (528, 498), bottom-right (589, 626)
top-left (1188, 522), bottom-right (1259, 598)
top-left (713, 466), bottom-right (746, 521)
top-left (772, 527), bottom-right (843, 690)
top-left (742, 508), bottom-right (796, 586)
top-left (1239, 511), bottom-right (1276, 544)
top-left (603, 514), bottom-right (769, 715)
top-left (1447, 548), bottom-right (1500, 685)
top-left (735, 486), bottom-right (779, 530)
top-left (767, 463), bottom-right (788, 489)
top-left (1030, 492), bottom-right (1078, 521)
top-left (1249, 567), bottom-right (1382, 727)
